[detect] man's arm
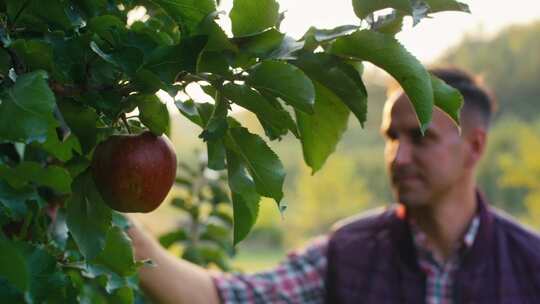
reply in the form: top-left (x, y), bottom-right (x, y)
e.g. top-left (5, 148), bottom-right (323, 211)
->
top-left (127, 218), bottom-right (221, 304)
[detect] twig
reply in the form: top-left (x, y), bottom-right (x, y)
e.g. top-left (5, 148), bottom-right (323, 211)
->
top-left (121, 114), bottom-right (132, 134)
top-left (9, 0), bottom-right (32, 31)
top-left (49, 80), bottom-right (134, 98)
top-left (49, 81), bottom-right (82, 96)
top-left (0, 44), bottom-right (25, 75)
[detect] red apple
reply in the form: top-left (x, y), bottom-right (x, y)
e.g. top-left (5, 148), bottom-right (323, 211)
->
top-left (91, 131), bottom-right (177, 213)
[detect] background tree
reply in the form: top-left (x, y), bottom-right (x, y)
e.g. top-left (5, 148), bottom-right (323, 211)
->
top-left (497, 121), bottom-right (540, 228)
top-left (440, 21), bottom-right (540, 120)
top-left (285, 153), bottom-right (372, 246)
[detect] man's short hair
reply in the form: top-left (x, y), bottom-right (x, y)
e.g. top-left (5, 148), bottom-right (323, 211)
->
top-left (429, 66), bottom-right (497, 129)
top-left (386, 66), bottom-right (496, 129)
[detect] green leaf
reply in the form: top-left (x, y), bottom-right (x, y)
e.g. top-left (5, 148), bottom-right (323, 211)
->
top-left (0, 239), bottom-right (29, 292)
top-left (11, 39), bottom-right (54, 72)
top-left (431, 74), bottom-right (463, 125)
top-left (6, 0), bottom-right (75, 31)
top-left (170, 197), bottom-right (188, 210)
top-left (19, 243), bottom-right (67, 303)
top-left (248, 61), bottom-right (315, 114)
top-left (0, 71), bottom-right (56, 143)
top-left (303, 25), bottom-right (359, 44)
top-left (203, 222), bottom-right (230, 241)
top-left (144, 36), bottom-right (208, 83)
top-left (87, 15), bottom-right (125, 43)
top-left (40, 126), bottom-right (82, 162)
top-left (151, 0), bottom-right (216, 34)
top-left (292, 52), bottom-right (367, 126)
top-left (83, 89), bottom-right (128, 119)
top-left (296, 82), bottom-right (350, 173)
top-left (136, 94), bottom-right (170, 136)
top-left (226, 149), bottom-right (260, 244)
top-left (112, 211), bottom-right (131, 230)
top-left (0, 162), bottom-right (72, 193)
top-left (267, 36), bottom-right (304, 60)
top-left (351, 0), bottom-right (468, 24)
top-left (194, 13), bottom-right (238, 52)
top-left (0, 49), bottom-right (10, 76)
top-left (302, 25), bottom-right (358, 50)
top-left (175, 100), bottom-right (216, 131)
top-left (74, 0), bottom-right (108, 18)
top-left (175, 100), bottom-right (204, 127)
top-left (81, 263), bottom-right (138, 301)
top-left (64, 156), bottom-right (91, 179)
top-left (57, 99), bottom-right (99, 154)
top-left (330, 30), bottom-right (433, 132)
top-left (232, 29), bottom-right (284, 57)
top-left (372, 11), bottom-right (404, 35)
top-left (199, 92), bottom-right (229, 142)
top-left (159, 230), bottom-right (188, 248)
top-left (48, 32), bottom-right (93, 83)
top-left (207, 139), bottom-right (226, 170)
top-left (231, 52), bottom-right (258, 69)
top-left (66, 171), bottom-right (112, 260)
top-left (410, 0), bottom-right (430, 25)
top-left (131, 25), bottom-right (173, 50)
top-left (208, 182), bottom-right (230, 205)
top-left (225, 127), bottom-right (285, 203)
top-left (94, 227), bottom-right (137, 277)
top-left (131, 11), bottom-right (181, 46)
top-left (0, 181), bottom-right (37, 221)
top-left (182, 245), bottom-right (204, 265)
top-left (200, 115), bottom-right (229, 141)
top-left (0, 279), bottom-right (23, 303)
top-left (133, 69), bottom-right (165, 94)
top-left (424, 0), bottom-right (470, 13)
top-left (221, 83), bottom-right (298, 139)
top-left (230, 0), bottom-right (280, 37)
top-left (259, 91), bottom-right (301, 140)
top-left (352, 0), bottom-right (411, 19)
top-left (90, 42), bottom-right (144, 75)
top-left (197, 51), bottom-right (232, 77)
top-left (209, 210), bottom-right (233, 227)
top-left (110, 286), bottom-right (134, 304)
top-left (112, 28), bottom-right (161, 59)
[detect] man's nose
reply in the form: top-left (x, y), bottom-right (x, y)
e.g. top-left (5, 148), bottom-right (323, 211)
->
top-left (392, 140), bottom-right (413, 166)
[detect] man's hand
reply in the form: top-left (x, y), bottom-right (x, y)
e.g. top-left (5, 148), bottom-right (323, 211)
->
top-left (127, 216), bottom-right (221, 304)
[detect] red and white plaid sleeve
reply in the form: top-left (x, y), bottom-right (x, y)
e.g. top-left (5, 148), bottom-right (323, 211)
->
top-left (212, 236), bottom-right (328, 304)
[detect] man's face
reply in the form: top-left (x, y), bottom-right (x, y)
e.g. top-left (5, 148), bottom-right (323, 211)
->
top-left (381, 92), bottom-right (471, 207)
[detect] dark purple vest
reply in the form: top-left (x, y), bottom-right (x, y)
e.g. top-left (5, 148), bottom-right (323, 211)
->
top-left (324, 194), bottom-right (540, 304)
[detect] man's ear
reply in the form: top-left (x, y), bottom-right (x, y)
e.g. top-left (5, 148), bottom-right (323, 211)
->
top-left (464, 127), bottom-right (487, 168)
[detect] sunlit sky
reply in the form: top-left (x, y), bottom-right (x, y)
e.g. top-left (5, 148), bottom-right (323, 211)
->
top-left (220, 0), bottom-right (540, 63)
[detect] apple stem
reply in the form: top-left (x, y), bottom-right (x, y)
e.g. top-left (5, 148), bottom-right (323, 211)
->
top-left (121, 114), bottom-right (133, 134)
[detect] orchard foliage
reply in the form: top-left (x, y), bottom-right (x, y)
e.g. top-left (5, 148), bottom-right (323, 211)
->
top-left (0, 0), bottom-right (466, 302)
top-left (159, 155), bottom-right (237, 271)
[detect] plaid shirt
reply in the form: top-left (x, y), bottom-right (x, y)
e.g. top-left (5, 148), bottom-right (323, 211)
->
top-left (213, 217), bottom-right (480, 304)
top-left (411, 215), bottom-right (480, 304)
top-left (213, 236), bottom-right (327, 304)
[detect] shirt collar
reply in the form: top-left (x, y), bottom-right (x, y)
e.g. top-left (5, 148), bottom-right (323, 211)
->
top-left (409, 214), bottom-right (481, 258)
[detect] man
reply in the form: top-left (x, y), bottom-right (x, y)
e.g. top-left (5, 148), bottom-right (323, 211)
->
top-left (128, 67), bottom-right (540, 303)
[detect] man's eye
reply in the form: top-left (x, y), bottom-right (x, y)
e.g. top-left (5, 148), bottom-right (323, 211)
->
top-left (385, 131), bottom-right (398, 140)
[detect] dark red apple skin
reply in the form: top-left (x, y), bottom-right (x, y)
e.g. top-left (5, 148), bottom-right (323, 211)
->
top-left (91, 131), bottom-right (177, 213)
